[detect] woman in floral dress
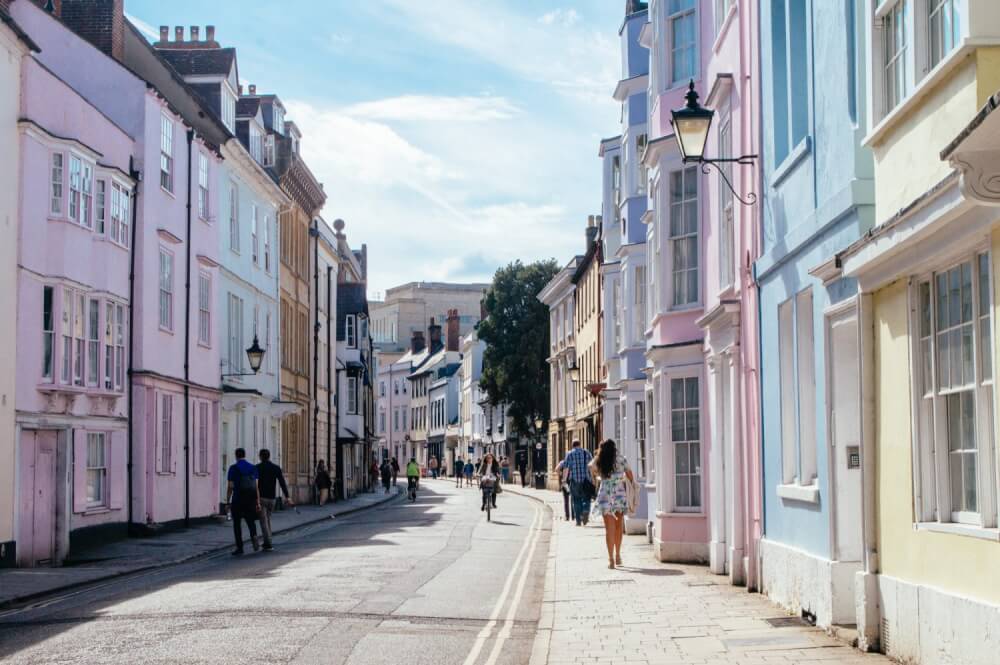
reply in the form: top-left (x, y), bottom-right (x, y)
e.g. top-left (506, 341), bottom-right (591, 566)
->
top-left (590, 439), bottom-right (634, 568)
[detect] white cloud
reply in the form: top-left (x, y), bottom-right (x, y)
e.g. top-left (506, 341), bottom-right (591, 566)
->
top-left (343, 95), bottom-right (521, 123)
top-left (539, 9), bottom-right (580, 27)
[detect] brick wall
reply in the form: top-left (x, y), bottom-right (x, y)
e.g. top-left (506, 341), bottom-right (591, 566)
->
top-left (59, 0), bottom-right (123, 61)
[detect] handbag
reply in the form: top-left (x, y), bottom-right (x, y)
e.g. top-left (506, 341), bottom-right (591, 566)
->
top-left (624, 474), bottom-right (639, 516)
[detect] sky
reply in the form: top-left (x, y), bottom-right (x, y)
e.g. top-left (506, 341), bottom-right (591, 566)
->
top-left (126, 1), bottom-right (624, 299)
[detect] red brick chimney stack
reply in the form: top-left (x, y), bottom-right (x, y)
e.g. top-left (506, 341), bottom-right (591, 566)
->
top-left (190, 26), bottom-right (199, 41)
top-left (446, 309), bottom-right (460, 352)
top-left (174, 26), bottom-right (183, 42)
top-left (59, 0), bottom-right (124, 62)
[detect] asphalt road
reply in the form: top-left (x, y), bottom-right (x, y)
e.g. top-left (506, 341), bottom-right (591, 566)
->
top-left (0, 480), bottom-right (551, 665)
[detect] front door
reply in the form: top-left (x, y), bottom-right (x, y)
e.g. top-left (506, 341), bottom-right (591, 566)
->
top-left (18, 430), bottom-right (58, 567)
top-left (828, 309), bottom-right (864, 563)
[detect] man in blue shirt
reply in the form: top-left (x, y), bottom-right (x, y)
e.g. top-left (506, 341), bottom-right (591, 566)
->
top-left (562, 439), bottom-right (593, 526)
top-left (226, 447), bottom-right (261, 555)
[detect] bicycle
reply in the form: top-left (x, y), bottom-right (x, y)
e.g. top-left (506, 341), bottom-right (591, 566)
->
top-left (481, 481), bottom-right (496, 521)
top-left (407, 477), bottom-right (418, 502)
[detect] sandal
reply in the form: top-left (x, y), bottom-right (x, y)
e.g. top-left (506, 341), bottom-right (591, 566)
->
top-left (615, 555), bottom-right (622, 566)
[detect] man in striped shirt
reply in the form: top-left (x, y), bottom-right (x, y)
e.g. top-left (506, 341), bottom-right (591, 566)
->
top-left (562, 440), bottom-right (593, 526)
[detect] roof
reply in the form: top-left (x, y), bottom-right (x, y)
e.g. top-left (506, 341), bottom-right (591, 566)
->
top-left (1, 6), bottom-right (40, 52)
top-left (157, 48), bottom-right (235, 77)
top-left (236, 97), bottom-right (260, 118)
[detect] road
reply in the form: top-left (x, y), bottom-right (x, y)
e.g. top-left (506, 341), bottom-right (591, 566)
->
top-left (0, 481), bottom-right (550, 665)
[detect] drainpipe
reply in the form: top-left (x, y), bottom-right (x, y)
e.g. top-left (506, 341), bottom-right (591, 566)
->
top-left (126, 157), bottom-right (141, 534)
top-left (857, 291), bottom-right (880, 651)
top-left (326, 266), bottom-right (333, 478)
top-left (183, 129), bottom-right (195, 527)
top-left (310, 221), bottom-right (320, 493)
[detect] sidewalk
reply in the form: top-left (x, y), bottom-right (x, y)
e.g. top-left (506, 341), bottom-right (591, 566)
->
top-left (505, 484), bottom-right (890, 665)
top-left (0, 487), bottom-right (399, 609)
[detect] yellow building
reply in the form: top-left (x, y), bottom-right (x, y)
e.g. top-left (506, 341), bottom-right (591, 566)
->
top-left (828, 3), bottom-right (1000, 660)
top-left (571, 217), bottom-right (603, 453)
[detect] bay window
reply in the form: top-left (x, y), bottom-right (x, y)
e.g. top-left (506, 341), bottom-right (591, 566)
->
top-left (104, 302), bottom-right (114, 390)
top-left (669, 166), bottom-right (699, 307)
top-left (87, 298), bottom-right (100, 386)
top-left (111, 181), bottom-right (130, 247)
top-left (929, 0), bottom-right (960, 68)
top-left (348, 376), bottom-right (358, 414)
top-left (883, 1), bottom-right (909, 113)
top-left (913, 253), bottom-right (996, 526)
top-left (115, 304), bottom-right (125, 391)
top-left (81, 163), bottom-right (93, 228)
top-left (635, 399), bottom-right (647, 478)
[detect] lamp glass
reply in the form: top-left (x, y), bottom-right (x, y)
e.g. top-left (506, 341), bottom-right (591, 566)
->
top-left (246, 336), bottom-right (265, 373)
top-left (673, 115), bottom-right (712, 162)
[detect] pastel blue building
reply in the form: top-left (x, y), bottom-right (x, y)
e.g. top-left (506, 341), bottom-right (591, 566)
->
top-left (756, 0), bottom-right (873, 629)
top-left (602, 0), bottom-right (650, 536)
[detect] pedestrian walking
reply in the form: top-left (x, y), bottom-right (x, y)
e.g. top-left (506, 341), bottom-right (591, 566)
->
top-left (391, 456), bottom-right (400, 486)
top-left (590, 439), bottom-right (633, 569)
top-left (226, 447), bottom-right (261, 555)
top-left (454, 456), bottom-right (464, 487)
top-left (369, 457), bottom-right (379, 492)
top-left (517, 453), bottom-right (528, 488)
top-left (500, 456), bottom-right (511, 484)
top-left (314, 460), bottom-right (332, 505)
top-left (463, 459), bottom-right (474, 486)
top-left (380, 458), bottom-right (392, 493)
top-left (429, 455), bottom-right (439, 479)
top-left (562, 439), bottom-right (594, 526)
top-left (256, 448), bottom-right (291, 551)
top-left (554, 460), bottom-right (573, 521)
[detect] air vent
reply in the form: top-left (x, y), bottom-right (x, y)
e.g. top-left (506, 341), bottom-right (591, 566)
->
top-left (881, 617), bottom-right (890, 654)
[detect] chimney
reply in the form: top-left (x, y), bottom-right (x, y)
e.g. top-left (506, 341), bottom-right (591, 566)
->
top-left (206, 25), bottom-right (216, 42)
top-left (190, 26), bottom-right (199, 41)
top-left (428, 318), bottom-right (442, 351)
top-left (410, 330), bottom-right (425, 355)
top-left (248, 84), bottom-right (257, 96)
top-left (175, 26), bottom-right (184, 42)
top-left (60, 0), bottom-right (125, 62)
top-left (238, 84), bottom-right (243, 95)
top-left (446, 309), bottom-right (460, 352)
top-left (585, 215), bottom-right (599, 247)
top-left (159, 26), bottom-right (169, 43)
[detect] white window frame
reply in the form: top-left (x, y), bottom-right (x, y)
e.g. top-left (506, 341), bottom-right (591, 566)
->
top-left (87, 298), bottom-right (100, 387)
top-left (68, 154), bottom-right (82, 223)
top-left (348, 376), bottom-right (358, 414)
top-left (264, 215), bottom-right (272, 272)
top-left (714, 0), bottom-right (733, 36)
top-left (229, 183), bottom-right (240, 253)
top-left (86, 432), bottom-right (107, 507)
top-left (221, 84), bottom-right (236, 132)
top-left (160, 114), bottom-right (174, 193)
top-left (251, 203), bottom-right (259, 265)
top-left (667, 370), bottom-right (703, 512)
top-left (159, 249), bottom-right (174, 332)
top-left (197, 401), bottom-right (210, 475)
top-left (198, 271), bottom-right (211, 347)
top-left (61, 289), bottom-right (73, 384)
top-left (159, 393), bottom-right (173, 474)
top-left (667, 0), bottom-right (698, 86)
top-left (103, 301), bottom-right (114, 390)
top-left (73, 292), bottom-right (84, 386)
top-left (114, 304), bottom-right (125, 392)
top-left (668, 166), bottom-right (700, 309)
top-left (42, 286), bottom-right (54, 382)
top-left (263, 134), bottom-right (275, 167)
top-left (910, 250), bottom-right (997, 528)
top-left (718, 103), bottom-right (735, 292)
top-left (51, 152), bottom-right (64, 215)
top-left (110, 180), bottom-right (131, 248)
top-left (228, 293), bottom-right (245, 375)
top-left (95, 179), bottom-right (106, 234)
top-left (198, 152), bottom-right (210, 220)
top-left (635, 398), bottom-right (647, 479)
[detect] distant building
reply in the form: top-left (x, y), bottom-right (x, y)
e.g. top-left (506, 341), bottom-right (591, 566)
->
top-left (369, 282), bottom-right (486, 354)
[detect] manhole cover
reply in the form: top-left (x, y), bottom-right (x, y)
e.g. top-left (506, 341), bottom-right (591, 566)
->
top-left (764, 616), bottom-right (808, 627)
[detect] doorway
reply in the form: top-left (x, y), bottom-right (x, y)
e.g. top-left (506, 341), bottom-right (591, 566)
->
top-left (18, 430), bottom-right (59, 567)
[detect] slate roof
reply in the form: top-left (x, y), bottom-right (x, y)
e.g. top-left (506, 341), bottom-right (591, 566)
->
top-left (336, 283), bottom-right (368, 342)
top-left (236, 97), bottom-right (260, 118)
top-left (158, 48), bottom-right (235, 77)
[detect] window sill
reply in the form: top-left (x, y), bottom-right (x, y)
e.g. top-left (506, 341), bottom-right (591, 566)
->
top-left (159, 326), bottom-right (175, 335)
top-left (655, 510), bottom-right (704, 518)
top-left (771, 136), bottom-right (811, 188)
top-left (82, 506), bottom-right (110, 516)
top-left (161, 186), bottom-right (176, 199)
top-left (776, 482), bottom-right (820, 504)
top-left (914, 521), bottom-right (1000, 542)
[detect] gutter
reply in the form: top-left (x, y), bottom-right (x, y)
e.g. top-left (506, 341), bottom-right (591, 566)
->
top-left (183, 129), bottom-right (195, 527)
top-left (126, 157), bottom-right (140, 533)
top-left (311, 221), bottom-right (320, 498)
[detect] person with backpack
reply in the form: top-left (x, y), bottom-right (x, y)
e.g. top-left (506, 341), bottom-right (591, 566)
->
top-left (226, 447), bottom-right (261, 555)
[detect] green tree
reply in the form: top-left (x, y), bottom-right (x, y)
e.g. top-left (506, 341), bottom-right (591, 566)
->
top-left (478, 259), bottom-right (560, 439)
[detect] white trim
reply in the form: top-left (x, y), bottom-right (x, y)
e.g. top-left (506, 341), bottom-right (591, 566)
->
top-left (776, 482), bottom-right (820, 503)
top-left (914, 521), bottom-right (1000, 541)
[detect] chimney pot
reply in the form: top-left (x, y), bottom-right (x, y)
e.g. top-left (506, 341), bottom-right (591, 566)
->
top-left (159, 26), bottom-right (169, 42)
top-left (190, 26), bottom-right (199, 41)
top-left (446, 309), bottom-right (460, 352)
top-left (248, 84), bottom-right (257, 95)
top-left (206, 25), bottom-right (216, 42)
top-left (175, 26), bottom-right (184, 42)
top-left (411, 330), bottom-right (426, 354)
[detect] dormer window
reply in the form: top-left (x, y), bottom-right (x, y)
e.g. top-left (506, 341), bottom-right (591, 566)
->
top-left (273, 106), bottom-right (285, 136)
top-left (264, 135), bottom-right (275, 167)
top-left (250, 124), bottom-right (262, 162)
top-left (221, 86), bottom-right (236, 133)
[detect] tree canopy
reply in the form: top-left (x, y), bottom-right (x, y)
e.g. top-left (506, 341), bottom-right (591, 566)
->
top-left (478, 259), bottom-right (560, 439)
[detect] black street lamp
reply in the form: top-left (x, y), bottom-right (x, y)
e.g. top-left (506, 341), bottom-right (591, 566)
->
top-left (670, 80), bottom-right (758, 205)
top-left (222, 336), bottom-right (266, 378)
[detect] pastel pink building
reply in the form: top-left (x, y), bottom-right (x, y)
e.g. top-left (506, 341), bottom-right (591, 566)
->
top-left (12, 0), bottom-right (222, 550)
top-left (639, 0), bottom-right (761, 585)
top-left (15, 53), bottom-right (135, 566)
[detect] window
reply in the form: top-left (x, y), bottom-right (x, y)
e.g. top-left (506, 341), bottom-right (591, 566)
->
top-left (111, 182), bottom-right (130, 247)
top-left (636, 399), bottom-right (647, 478)
top-left (612, 155), bottom-right (622, 217)
top-left (671, 376), bottom-right (701, 509)
top-left (51, 153), bottom-right (63, 215)
top-left (61, 290), bottom-right (72, 384)
top-left (250, 125), bottom-right (262, 162)
top-left (348, 376), bottom-right (358, 414)
top-left (346, 314), bottom-right (357, 348)
top-left (263, 135), bottom-right (275, 167)
top-left (198, 272), bottom-right (211, 346)
top-left (669, 167), bottom-right (699, 307)
top-left (914, 254), bottom-right (995, 524)
top-left (883, 1), bottom-right (909, 113)
top-left (198, 153), bottom-right (209, 220)
top-left (636, 134), bottom-right (648, 195)
top-left (770, 0), bottom-right (808, 163)
top-left (81, 163), bottom-right (93, 228)
top-left (73, 293), bottom-right (84, 386)
top-left (379, 410), bottom-right (386, 434)
top-left (929, 0), bottom-right (960, 68)
top-left (715, 0), bottom-right (732, 35)
top-left (87, 299), bottom-right (100, 386)
top-left (265, 311), bottom-right (273, 373)
top-left (159, 250), bottom-right (173, 331)
top-left (69, 155), bottom-right (82, 222)
top-left (634, 265), bottom-right (646, 343)
top-left (95, 180), bottom-right (106, 234)
top-left (394, 409), bottom-right (399, 431)
top-left (160, 115), bottom-right (174, 192)
top-left (198, 401), bottom-right (209, 474)
top-left (115, 304), bottom-right (125, 391)
top-left (613, 279), bottom-right (622, 350)
top-left (795, 290), bottom-right (817, 484)
top-left (264, 215), bottom-right (272, 272)
top-left (222, 86), bottom-right (236, 131)
top-left (86, 432), bottom-right (107, 507)
top-left (778, 298), bottom-right (796, 483)
top-left (228, 293), bottom-right (245, 374)
top-left (251, 204), bottom-right (259, 265)
top-left (274, 106), bottom-right (285, 135)
top-left (718, 110), bottom-right (735, 290)
top-left (669, 0), bottom-right (697, 84)
top-left (380, 382), bottom-right (386, 398)
top-left (104, 302), bottom-right (114, 390)
top-left (42, 286), bottom-right (54, 381)
top-left (159, 393), bottom-right (173, 473)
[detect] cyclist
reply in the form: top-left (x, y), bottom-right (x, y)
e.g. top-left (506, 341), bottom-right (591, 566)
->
top-left (406, 457), bottom-right (420, 496)
top-left (479, 452), bottom-right (500, 512)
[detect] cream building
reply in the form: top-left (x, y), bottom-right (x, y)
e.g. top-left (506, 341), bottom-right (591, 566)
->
top-left (572, 217), bottom-right (604, 452)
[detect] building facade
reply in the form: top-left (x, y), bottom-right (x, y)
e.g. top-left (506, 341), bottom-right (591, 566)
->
top-left (314, 219), bottom-right (340, 492)
top-left (572, 217), bottom-right (604, 453)
top-left (370, 282), bottom-right (486, 354)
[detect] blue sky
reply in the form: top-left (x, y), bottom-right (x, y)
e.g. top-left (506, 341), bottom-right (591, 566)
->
top-left (127, 1), bottom-right (623, 298)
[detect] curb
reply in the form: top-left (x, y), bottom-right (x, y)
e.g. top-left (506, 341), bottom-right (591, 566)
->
top-left (0, 489), bottom-right (401, 611)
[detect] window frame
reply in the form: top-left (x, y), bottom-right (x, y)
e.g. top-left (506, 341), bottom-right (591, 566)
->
top-left (85, 432), bottom-right (108, 508)
top-left (251, 203), bottom-right (259, 265)
top-left (346, 314), bottom-right (357, 348)
top-left (158, 248), bottom-right (174, 332)
top-left (667, 165), bottom-right (700, 309)
top-left (160, 114), bottom-right (174, 194)
top-left (198, 271), bottom-right (212, 347)
top-left (51, 152), bottom-right (64, 216)
top-left (198, 152), bottom-right (210, 221)
top-left (229, 183), bottom-right (240, 253)
top-left (158, 392), bottom-right (173, 474)
top-left (717, 102), bottom-right (735, 292)
top-left (667, 370), bottom-right (703, 512)
top-left (347, 375), bottom-right (358, 414)
top-left (667, 0), bottom-right (699, 86)
top-left (42, 286), bottom-right (55, 382)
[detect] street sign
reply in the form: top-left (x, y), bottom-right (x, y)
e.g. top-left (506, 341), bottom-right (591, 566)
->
top-left (535, 442), bottom-right (543, 449)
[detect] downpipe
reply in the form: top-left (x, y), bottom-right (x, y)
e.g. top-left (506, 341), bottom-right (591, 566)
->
top-left (183, 129), bottom-right (195, 527)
